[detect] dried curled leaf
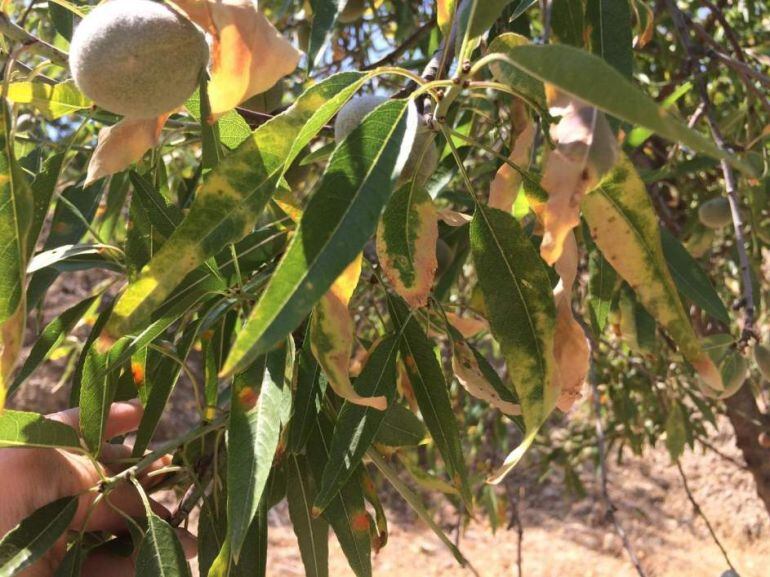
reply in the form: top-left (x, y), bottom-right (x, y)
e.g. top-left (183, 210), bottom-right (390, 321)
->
top-left (376, 183), bottom-right (438, 309)
top-left (552, 233), bottom-right (590, 412)
top-left (174, 0), bottom-right (301, 116)
top-left (489, 117), bottom-right (535, 213)
top-left (452, 338), bottom-right (521, 417)
top-left (437, 208), bottom-right (472, 227)
top-left (85, 115), bottom-right (168, 186)
top-left (310, 255), bottom-right (387, 410)
top-left (540, 90), bottom-right (618, 265)
top-left (445, 312), bottom-right (488, 339)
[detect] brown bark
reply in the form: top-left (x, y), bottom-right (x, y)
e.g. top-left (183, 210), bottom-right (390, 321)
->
top-left (724, 383), bottom-right (770, 515)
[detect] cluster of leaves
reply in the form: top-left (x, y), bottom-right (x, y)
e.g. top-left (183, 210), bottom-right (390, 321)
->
top-left (1, 0), bottom-right (769, 576)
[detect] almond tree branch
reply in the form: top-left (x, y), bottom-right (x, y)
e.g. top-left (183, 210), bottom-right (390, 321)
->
top-left (0, 11), bottom-right (69, 68)
top-left (674, 460), bottom-right (737, 573)
top-left (362, 19), bottom-right (435, 71)
top-left (590, 366), bottom-right (648, 577)
top-left (666, 0), bottom-right (756, 347)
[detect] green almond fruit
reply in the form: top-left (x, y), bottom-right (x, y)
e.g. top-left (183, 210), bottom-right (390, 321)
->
top-left (698, 197), bottom-right (733, 229)
top-left (753, 344), bottom-right (770, 381)
top-left (69, 0), bottom-right (209, 119)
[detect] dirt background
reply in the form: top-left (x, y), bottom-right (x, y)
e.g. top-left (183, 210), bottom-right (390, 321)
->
top-left (9, 275), bottom-right (770, 577)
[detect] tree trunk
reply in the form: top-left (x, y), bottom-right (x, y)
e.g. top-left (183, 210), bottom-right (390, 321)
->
top-left (724, 383), bottom-right (770, 516)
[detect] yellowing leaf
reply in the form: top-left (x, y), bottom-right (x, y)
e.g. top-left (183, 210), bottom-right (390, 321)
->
top-left (175, 1), bottom-right (301, 116)
top-left (540, 91), bottom-right (618, 265)
top-left (310, 255), bottom-right (386, 410)
top-left (551, 233), bottom-right (589, 412)
top-left (376, 183), bottom-right (438, 309)
top-left (437, 0), bottom-right (458, 37)
top-left (582, 155), bottom-right (722, 391)
top-left (489, 119), bottom-right (535, 213)
top-left (0, 101), bottom-right (32, 410)
top-left (6, 81), bottom-right (92, 119)
top-left (452, 338), bottom-right (521, 417)
top-left (631, 0), bottom-right (655, 48)
top-left (85, 115), bottom-right (168, 186)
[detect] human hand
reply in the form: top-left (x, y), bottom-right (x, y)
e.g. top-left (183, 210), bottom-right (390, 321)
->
top-left (0, 402), bottom-right (195, 577)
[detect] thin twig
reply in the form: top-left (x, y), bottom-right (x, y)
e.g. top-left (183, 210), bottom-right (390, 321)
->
top-left (666, 0), bottom-right (756, 348)
top-left (674, 460), bottom-right (737, 572)
top-left (363, 19), bottom-right (435, 71)
top-left (698, 438), bottom-right (749, 471)
top-left (591, 367), bottom-right (649, 577)
top-left (506, 484), bottom-right (524, 577)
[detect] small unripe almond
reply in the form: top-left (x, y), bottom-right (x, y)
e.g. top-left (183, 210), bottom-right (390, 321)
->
top-left (698, 197), bottom-right (733, 229)
top-left (69, 0), bottom-right (209, 118)
top-left (754, 344), bottom-right (770, 381)
top-left (720, 351), bottom-right (749, 394)
top-left (334, 95), bottom-right (437, 187)
top-left (338, 0), bottom-right (367, 23)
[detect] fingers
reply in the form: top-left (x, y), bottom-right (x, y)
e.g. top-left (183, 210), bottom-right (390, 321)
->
top-left (81, 552), bottom-right (136, 577)
top-left (81, 489), bottom-right (171, 534)
top-left (176, 527), bottom-right (198, 560)
top-left (102, 401), bottom-right (144, 439)
top-left (47, 401), bottom-right (144, 441)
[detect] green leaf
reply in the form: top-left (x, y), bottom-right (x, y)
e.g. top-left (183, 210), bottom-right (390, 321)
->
top-left (132, 324), bottom-right (200, 456)
top-left (458, 0), bottom-right (516, 51)
top-left (53, 542), bottom-right (83, 577)
top-left (306, 413), bottom-right (372, 577)
top-left (510, 0), bottom-right (538, 21)
top-left (69, 299), bottom-right (114, 408)
top-left (582, 155), bottom-right (722, 392)
top-left (470, 205), bottom-right (556, 482)
top-left (28, 153), bottom-right (65, 263)
top-left (79, 337), bottom-right (132, 455)
top-left (660, 228), bottom-right (730, 325)
top-left (288, 327), bottom-right (327, 454)
top-left (376, 182), bottom-right (438, 309)
top-left (0, 99), bottom-right (33, 409)
top-left (665, 402), bottom-right (687, 461)
top-left (0, 410), bottom-right (81, 450)
top-left (551, 0), bottom-right (585, 47)
top-left (8, 295), bottom-right (98, 399)
top-left (27, 180), bottom-right (105, 310)
top-left (106, 72), bottom-right (370, 338)
top-left (374, 403), bottom-right (426, 447)
top-left (496, 44), bottom-right (751, 173)
top-left (0, 496), bottom-right (78, 577)
top-left (210, 481), bottom-right (272, 577)
top-left (367, 449), bottom-right (472, 569)
top-left (186, 86), bottom-right (252, 151)
top-left (227, 340), bottom-right (293, 560)
top-left (583, 220), bottom-right (618, 333)
top-left (308, 0), bottom-right (343, 70)
top-left (6, 81), bottom-right (91, 119)
top-left (286, 455), bottom-right (330, 577)
top-left (388, 296), bottom-right (471, 505)
top-left (223, 99), bottom-right (417, 376)
top-left (487, 34), bottom-right (547, 112)
top-left (48, 3), bottom-right (74, 40)
top-left (135, 514), bottom-right (192, 577)
top-left (313, 336), bottom-right (399, 514)
top-left (585, 0), bottom-right (633, 78)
